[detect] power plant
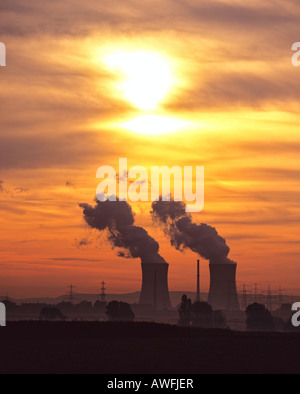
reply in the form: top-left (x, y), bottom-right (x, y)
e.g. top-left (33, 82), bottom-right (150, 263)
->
top-left (138, 258), bottom-right (240, 312)
top-left (139, 262), bottom-right (171, 310)
top-left (150, 200), bottom-right (242, 311)
top-left (80, 199), bottom-right (242, 312)
top-left (208, 262), bottom-right (240, 311)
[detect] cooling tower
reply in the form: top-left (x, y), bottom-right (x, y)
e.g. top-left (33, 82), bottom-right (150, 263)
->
top-left (139, 263), bottom-right (171, 310)
top-left (207, 263), bottom-right (240, 311)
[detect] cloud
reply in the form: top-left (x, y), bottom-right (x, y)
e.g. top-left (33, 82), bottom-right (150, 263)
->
top-left (167, 67), bottom-right (300, 111)
top-left (1, 0), bottom-right (299, 39)
top-left (0, 131), bottom-right (116, 169)
top-left (1, 0), bottom-right (299, 174)
top-left (14, 187), bottom-right (30, 193)
top-left (50, 257), bottom-right (104, 262)
top-left (74, 237), bottom-right (91, 249)
top-left (66, 181), bottom-right (76, 190)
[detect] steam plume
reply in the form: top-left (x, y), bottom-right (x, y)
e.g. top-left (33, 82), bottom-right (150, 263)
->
top-left (80, 199), bottom-right (166, 264)
top-left (151, 200), bottom-right (234, 264)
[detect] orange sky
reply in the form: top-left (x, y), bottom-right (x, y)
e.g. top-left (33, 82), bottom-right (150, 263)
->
top-left (0, 0), bottom-right (300, 298)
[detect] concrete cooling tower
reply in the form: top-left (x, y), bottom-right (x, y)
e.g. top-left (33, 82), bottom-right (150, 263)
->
top-left (139, 263), bottom-right (171, 310)
top-left (207, 263), bottom-right (240, 311)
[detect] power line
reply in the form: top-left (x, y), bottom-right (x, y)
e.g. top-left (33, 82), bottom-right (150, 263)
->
top-left (66, 284), bottom-right (76, 303)
top-left (267, 285), bottom-right (272, 311)
top-left (100, 281), bottom-right (106, 303)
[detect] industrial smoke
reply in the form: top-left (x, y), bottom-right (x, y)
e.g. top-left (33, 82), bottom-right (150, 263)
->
top-left (80, 199), bottom-right (166, 264)
top-left (151, 200), bottom-right (233, 264)
top-left (151, 200), bottom-right (240, 310)
top-left (80, 199), bottom-right (171, 309)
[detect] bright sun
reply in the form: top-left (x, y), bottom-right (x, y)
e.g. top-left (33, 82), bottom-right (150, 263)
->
top-left (104, 50), bottom-right (173, 111)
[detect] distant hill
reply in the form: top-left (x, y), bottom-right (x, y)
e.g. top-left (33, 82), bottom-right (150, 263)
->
top-left (0, 291), bottom-right (207, 307)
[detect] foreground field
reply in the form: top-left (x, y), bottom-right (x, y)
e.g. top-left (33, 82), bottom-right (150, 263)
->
top-left (0, 321), bottom-right (299, 374)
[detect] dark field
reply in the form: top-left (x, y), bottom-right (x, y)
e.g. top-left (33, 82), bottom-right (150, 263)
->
top-left (0, 321), bottom-right (299, 374)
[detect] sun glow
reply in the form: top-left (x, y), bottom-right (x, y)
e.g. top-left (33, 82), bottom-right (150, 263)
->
top-left (104, 50), bottom-right (173, 111)
top-left (119, 115), bottom-right (191, 135)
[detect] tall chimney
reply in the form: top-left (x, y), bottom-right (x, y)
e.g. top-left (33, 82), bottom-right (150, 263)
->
top-left (208, 263), bottom-right (240, 311)
top-left (139, 263), bottom-right (171, 310)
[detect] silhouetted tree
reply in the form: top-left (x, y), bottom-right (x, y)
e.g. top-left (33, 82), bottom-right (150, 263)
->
top-left (272, 303), bottom-right (294, 331)
top-left (106, 301), bottom-right (135, 321)
top-left (246, 303), bottom-right (274, 331)
top-left (280, 303), bottom-right (293, 313)
top-left (212, 310), bottom-right (229, 329)
top-left (272, 316), bottom-right (285, 331)
top-left (40, 307), bottom-right (66, 321)
top-left (76, 300), bottom-right (93, 313)
top-left (1, 299), bottom-right (18, 313)
top-left (191, 301), bottom-right (213, 328)
top-left (284, 306), bottom-right (300, 332)
top-left (178, 295), bottom-right (192, 326)
top-left (57, 301), bottom-right (74, 313)
top-left (94, 300), bottom-right (106, 312)
top-left (20, 303), bottom-right (47, 314)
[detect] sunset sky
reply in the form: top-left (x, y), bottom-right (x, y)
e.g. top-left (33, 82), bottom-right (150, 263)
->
top-left (1, 0), bottom-right (300, 298)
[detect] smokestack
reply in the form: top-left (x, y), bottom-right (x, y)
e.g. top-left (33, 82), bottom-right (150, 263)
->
top-left (80, 199), bottom-right (171, 310)
top-left (151, 200), bottom-right (240, 310)
top-left (139, 263), bottom-right (171, 310)
top-left (207, 262), bottom-right (240, 311)
top-left (196, 259), bottom-right (200, 302)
